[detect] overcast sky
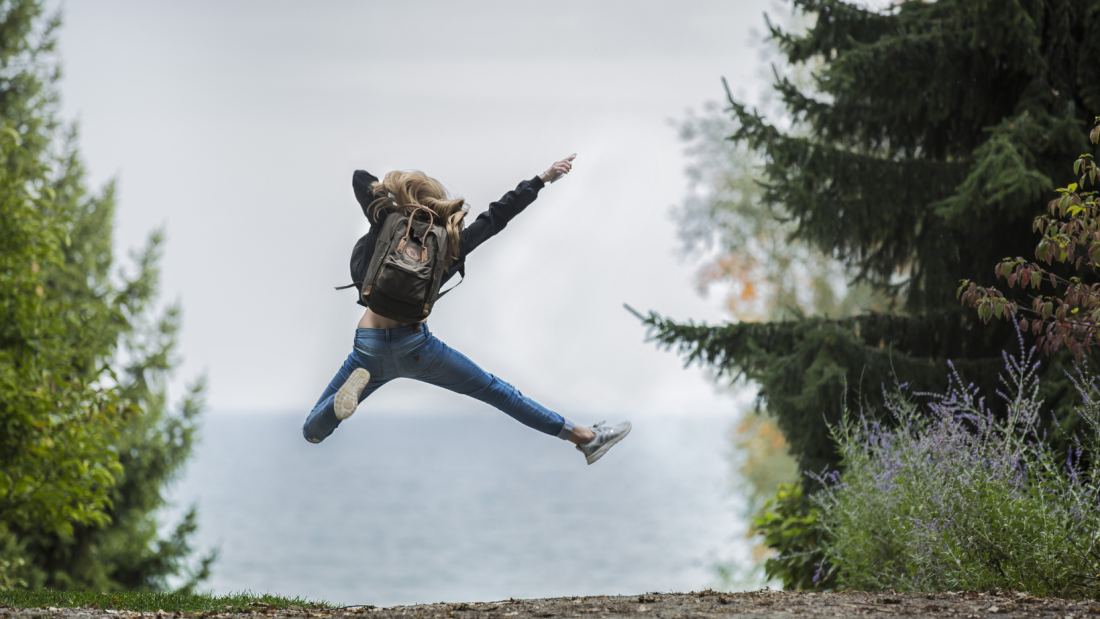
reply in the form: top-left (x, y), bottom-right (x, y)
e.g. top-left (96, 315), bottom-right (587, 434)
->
top-left (53, 0), bottom-right (788, 419)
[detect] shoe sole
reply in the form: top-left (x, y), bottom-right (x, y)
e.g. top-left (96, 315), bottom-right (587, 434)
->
top-left (334, 368), bottom-right (371, 420)
top-left (586, 422), bottom-right (632, 465)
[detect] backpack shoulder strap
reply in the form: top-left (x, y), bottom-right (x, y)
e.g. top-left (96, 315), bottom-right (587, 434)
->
top-left (437, 273), bottom-right (463, 298)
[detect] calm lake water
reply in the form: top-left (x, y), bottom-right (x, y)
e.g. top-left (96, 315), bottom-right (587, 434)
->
top-left (165, 412), bottom-right (754, 607)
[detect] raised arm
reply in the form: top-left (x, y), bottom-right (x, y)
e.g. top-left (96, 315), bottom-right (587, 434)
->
top-left (352, 170), bottom-right (381, 221)
top-left (456, 155), bottom-right (575, 260)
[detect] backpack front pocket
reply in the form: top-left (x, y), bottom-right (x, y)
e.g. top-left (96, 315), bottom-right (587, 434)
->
top-left (375, 253), bottom-right (432, 304)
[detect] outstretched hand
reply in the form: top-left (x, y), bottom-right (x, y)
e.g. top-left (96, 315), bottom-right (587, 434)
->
top-left (539, 154), bottom-right (576, 184)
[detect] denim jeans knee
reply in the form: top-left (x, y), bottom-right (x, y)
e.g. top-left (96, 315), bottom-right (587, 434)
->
top-left (304, 324), bottom-right (575, 441)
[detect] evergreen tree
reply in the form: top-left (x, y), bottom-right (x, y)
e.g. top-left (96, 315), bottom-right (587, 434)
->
top-left (0, 0), bottom-right (211, 590)
top-left (642, 0), bottom-right (1100, 481)
top-left (675, 104), bottom-right (884, 321)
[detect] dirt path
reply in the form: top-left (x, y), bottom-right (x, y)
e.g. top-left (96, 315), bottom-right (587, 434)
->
top-left (4, 590), bottom-right (1099, 619)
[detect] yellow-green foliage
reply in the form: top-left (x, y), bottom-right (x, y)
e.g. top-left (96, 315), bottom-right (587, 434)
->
top-left (0, 126), bottom-right (127, 540)
top-left (0, 0), bottom-right (209, 591)
top-left (750, 483), bottom-right (833, 591)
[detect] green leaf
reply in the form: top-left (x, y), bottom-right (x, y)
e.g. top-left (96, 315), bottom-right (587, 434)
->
top-left (0, 6), bottom-right (208, 591)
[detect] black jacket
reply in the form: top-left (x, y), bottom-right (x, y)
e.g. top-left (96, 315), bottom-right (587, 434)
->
top-left (349, 170), bottom-right (545, 307)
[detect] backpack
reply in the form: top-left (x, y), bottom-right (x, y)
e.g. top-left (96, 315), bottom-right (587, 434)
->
top-left (341, 206), bottom-right (451, 323)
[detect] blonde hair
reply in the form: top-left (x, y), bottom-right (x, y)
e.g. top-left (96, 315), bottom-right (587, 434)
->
top-left (369, 170), bottom-right (467, 268)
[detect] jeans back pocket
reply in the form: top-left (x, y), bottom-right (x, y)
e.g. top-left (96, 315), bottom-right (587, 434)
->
top-left (351, 347), bottom-right (385, 382)
top-left (395, 335), bottom-right (441, 377)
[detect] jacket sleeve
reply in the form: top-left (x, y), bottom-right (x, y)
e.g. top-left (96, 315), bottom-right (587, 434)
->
top-left (457, 175), bottom-right (545, 260)
top-left (352, 170), bottom-right (382, 222)
top-left (440, 175), bottom-right (544, 285)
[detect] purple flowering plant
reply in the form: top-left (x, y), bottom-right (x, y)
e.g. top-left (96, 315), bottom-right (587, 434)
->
top-left (811, 328), bottom-right (1100, 597)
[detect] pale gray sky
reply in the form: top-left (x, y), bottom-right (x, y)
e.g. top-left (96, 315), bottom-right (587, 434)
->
top-left (55, 0), bottom-right (781, 418)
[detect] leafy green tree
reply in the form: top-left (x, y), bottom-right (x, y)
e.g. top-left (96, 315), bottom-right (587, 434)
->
top-left (960, 117), bottom-right (1100, 359)
top-left (0, 0), bottom-right (211, 590)
top-left (642, 0), bottom-right (1100, 481)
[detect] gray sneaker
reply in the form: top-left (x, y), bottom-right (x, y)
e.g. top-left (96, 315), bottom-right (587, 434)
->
top-left (576, 420), bottom-right (632, 465)
top-left (334, 368), bottom-right (371, 420)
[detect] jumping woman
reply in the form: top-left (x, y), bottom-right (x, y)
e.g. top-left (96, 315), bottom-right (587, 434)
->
top-left (302, 155), bottom-right (632, 464)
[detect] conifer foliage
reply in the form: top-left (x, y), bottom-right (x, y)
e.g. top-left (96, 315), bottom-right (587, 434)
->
top-left (642, 0), bottom-right (1100, 479)
top-left (0, 0), bottom-right (211, 590)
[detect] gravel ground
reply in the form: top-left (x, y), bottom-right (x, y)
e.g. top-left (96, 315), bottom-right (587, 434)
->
top-left (4, 590), bottom-right (1100, 619)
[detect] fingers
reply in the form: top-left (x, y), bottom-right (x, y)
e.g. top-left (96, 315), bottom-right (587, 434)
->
top-left (543, 155), bottom-right (575, 184)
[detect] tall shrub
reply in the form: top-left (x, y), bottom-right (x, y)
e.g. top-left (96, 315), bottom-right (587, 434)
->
top-left (0, 0), bottom-right (210, 590)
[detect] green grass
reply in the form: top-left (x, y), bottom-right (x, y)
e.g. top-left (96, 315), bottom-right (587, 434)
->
top-left (0, 590), bottom-right (341, 613)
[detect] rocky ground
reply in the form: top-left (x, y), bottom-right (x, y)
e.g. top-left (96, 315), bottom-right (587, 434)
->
top-left (4, 590), bottom-right (1099, 619)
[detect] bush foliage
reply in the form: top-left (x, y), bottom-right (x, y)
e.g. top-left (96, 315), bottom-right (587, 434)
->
top-left (748, 483), bottom-right (832, 591)
top-left (0, 0), bottom-right (209, 590)
top-left (813, 333), bottom-right (1100, 597)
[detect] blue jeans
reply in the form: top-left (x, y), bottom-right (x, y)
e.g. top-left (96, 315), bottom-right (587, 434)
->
top-left (302, 323), bottom-right (575, 443)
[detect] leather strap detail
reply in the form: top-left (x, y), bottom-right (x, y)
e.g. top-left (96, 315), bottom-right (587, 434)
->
top-left (395, 204), bottom-right (436, 258)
